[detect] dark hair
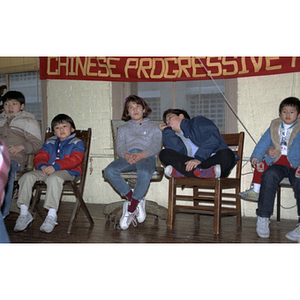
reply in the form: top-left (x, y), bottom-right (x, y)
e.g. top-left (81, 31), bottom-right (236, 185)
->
top-left (51, 114), bottom-right (76, 132)
top-left (2, 91), bottom-right (25, 105)
top-left (162, 108), bottom-right (191, 123)
top-left (121, 95), bottom-right (152, 121)
top-left (279, 97), bottom-right (300, 115)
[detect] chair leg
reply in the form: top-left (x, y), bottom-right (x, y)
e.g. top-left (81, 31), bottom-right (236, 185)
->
top-left (193, 187), bottom-right (200, 223)
top-left (236, 189), bottom-right (242, 227)
top-left (167, 177), bottom-right (176, 230)
top-left (277, 186), bottom-right (281, 222)
top-left (213, 181), bottom-right (221, 235)
top-left (67, 182), bottom-right (94, 234)
top-left (30, 186), bottom-right (46, 219)
top-left (68, 199), bottom-right (81, 234)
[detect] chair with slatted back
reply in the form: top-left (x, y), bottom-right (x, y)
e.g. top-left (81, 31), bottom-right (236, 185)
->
top-left (29, 128), bottom-right (94, 233)
top-left (167, 132), bottom-right (244, 235)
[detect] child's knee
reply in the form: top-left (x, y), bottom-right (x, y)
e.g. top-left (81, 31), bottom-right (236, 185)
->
top-left (45, 173), bottom-right (64, 186)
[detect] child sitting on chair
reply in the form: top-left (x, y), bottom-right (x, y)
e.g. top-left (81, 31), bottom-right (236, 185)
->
top-left (239, 97), bottom-right (300, 241)
top-left (14, 114), bottom-right (85, 233)
top-left (104, 95), bottom-right (162, 230)
top-left (0, 91), bottom-right (42, 219)
top-left (159, 109), bottom-right (238, 179)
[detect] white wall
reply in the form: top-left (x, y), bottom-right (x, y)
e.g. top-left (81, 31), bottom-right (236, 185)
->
top-left (46, 72), bottom-right (300, 220)
top-left (46, 79), bottom-right (170, 208)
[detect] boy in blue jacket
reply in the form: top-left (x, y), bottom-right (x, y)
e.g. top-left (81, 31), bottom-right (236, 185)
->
top-left (14, 114), bottom-right (85, 233)
top-left (159, 109), bottom-right (237, 179)
top-left (248, 97), bottom-right (300, 241)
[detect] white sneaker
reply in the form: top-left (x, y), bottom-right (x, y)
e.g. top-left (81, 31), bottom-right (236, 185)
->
top-left (119, 201), bottom-right (137, 230)
top-left (40, 216), bottom-right (58, 233)
top-left (14, 212), bottom-right (33, 232)
top-left (256, 216), bottom-right (270, 238)
top-left (214, 164), bottom-right (221, 178)
top-left (164, 165), bottom-right (173, 177)
top-left (136, 198), bottom-right (146, 223)
top-left (286, 223), bottom-right (300, 241)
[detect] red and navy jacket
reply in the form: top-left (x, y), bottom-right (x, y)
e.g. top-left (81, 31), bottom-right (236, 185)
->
top-left (33, 132), bottom-right (85, 178)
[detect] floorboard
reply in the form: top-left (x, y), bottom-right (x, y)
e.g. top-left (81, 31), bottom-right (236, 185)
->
top-left (3, 202), bottom-right (298, 243)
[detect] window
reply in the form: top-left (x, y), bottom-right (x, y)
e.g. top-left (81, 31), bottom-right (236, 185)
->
top-left (6, 71), bottom-right (42, 122)
top-left (113, 79), bottom-right (235, 134)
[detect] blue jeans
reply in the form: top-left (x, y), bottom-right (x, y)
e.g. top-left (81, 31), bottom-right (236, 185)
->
top-left (1, 159), bottom-right (21, 218)
top-left (0, 210), bottom-right (10, 243)
top-left (256, 164), bottom-right (300, 218)
top-left (104, 149), bottom-right (156, 200)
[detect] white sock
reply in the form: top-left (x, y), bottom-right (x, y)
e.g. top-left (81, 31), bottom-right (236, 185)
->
top-left (253, 183), bottom-right (261, 193)
top-left (20, 204), bottom-right (29, 215)
top-left (48, 208), bottom-right (57, 218)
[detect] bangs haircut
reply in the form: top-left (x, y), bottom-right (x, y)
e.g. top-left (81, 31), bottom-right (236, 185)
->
top-left (122, 94), bottom-right (152, 121)
top-left (163, 108), bottom-right (191, 123)
top-left (51, 114), bottom-right (76, 132)
top-left (279, 97), bottom-right (300, 114)
top-left (2, 91), bottom-right (26, 105)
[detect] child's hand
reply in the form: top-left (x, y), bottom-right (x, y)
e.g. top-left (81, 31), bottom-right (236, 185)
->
top-left (159, 123), bottom-right (169, 131)
top-left (8, 145), bottom-right (25, 155)
top-left (267, 146), bottom-right (280, 158)
top-left (41, 165), bottom-right (55, 176)
top-left (124, 153), bottom-right (132, 163)
top-left (128, 152), bottom-right (147, 164)
top-left (185, 159), bottom-right (201, 172)
top-left (251, 158), bottom-right (259, 168)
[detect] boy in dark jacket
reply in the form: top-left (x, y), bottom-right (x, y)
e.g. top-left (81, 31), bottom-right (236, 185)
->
top-left (14, 114), bottom-right (85, 233)
top-left (159, 109), bottom-right (237, 179)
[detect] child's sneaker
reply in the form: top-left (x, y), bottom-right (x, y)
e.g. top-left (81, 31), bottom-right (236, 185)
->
top-left (164, 165), bottom-right (186, 178)
top-left (119, 201), bottom-right (137, 230)
top-left (238, 188), bottom-right (259, 201)
top-left (193, 164), bottom-right (221, 179)
top-left (285, 223), bottom-right (300, 241)
top-left (14, 212), bottom-right (33, 232)
top-left (135, 198), bottom-right (146, 223)
top-left (40, 216), bottom-right (58, 233)
top-left (256, 216), bottom-right (270, 238)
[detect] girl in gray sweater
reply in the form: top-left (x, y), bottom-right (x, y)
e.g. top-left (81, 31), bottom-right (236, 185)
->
top-left (104, 95), bottom-right (162, 230)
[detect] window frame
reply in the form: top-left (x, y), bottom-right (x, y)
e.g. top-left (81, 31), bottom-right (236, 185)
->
top-left (0, 71), bottom-right (47, 135)
top-left (112, 78), bottom-right (238, 134)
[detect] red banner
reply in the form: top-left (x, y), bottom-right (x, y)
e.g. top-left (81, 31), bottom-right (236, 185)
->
top-left (39, 56), bottom-right (300, 82)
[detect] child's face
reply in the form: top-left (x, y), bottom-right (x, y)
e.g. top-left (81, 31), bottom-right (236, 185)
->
top-left (4, 99), bottom-right (24, 115)
top-left (279, 105), bottom-right (300, 125)
top-left (127, 101), bottom-right (145, 123)
top-left (53, 121), bottom-right (74, 141)
top-left (165, 113), bottom-right (185, 132)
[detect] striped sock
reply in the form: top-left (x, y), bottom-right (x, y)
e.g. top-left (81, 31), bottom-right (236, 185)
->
top-left (193, 166), bottom-right (217, 179)
top-left (170, 167), bottom-right (186, 178)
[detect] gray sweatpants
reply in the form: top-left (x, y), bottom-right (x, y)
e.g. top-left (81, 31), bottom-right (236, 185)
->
top-left (17, 170), bottom-right (75, 211)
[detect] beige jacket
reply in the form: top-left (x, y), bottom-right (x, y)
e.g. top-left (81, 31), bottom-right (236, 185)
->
top-left (0, 111), bottom-right (43, 170)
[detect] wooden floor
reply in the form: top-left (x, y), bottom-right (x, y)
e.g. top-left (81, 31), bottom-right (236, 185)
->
top-left (3, 201), bottom-right (298, 243)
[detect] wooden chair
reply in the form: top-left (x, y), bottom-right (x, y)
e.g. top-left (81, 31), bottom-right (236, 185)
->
top-left (102, 120), bottom-right (167, 227)
top-left (276, 178), bottom-right (294, 222)
top-left (29, 128), bottom-right (94, 234)
top-left (167, 132), bottom-right (245, 235)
